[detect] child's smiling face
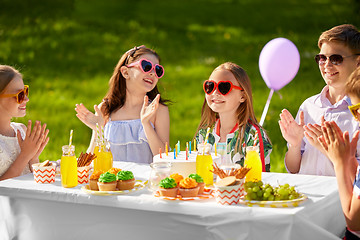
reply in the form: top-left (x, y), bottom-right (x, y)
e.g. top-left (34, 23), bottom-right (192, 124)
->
top-left (205, 69), bottom-right (245, 115)
top-left (318, 41), bottom-right (360, 90)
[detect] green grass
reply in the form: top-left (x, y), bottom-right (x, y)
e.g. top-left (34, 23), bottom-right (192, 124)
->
top-left (0, 0), bottom-right (359, 172)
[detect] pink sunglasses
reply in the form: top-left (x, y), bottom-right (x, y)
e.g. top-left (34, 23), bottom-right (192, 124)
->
top-left (127, 58), bottom-right (164, 78)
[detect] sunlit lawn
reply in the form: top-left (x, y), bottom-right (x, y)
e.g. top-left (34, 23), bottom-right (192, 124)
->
top-left (0, 0), bottom-right (359, 172)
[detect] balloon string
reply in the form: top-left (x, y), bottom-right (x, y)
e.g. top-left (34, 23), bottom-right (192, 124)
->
top-left (259, 89), bottom-right (274, 126)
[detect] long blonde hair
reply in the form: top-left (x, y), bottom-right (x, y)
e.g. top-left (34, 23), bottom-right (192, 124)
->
top-left (196, 62), bottom-right (261, 151)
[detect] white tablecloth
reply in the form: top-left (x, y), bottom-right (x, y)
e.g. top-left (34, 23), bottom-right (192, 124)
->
top-left (0, 162), bottom-right (344, 240)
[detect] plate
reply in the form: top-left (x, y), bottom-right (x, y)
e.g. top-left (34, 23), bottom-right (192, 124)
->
top-left (238, 193), bottom-right (307, 208)
top-left (81, 180), bottom-right (147, 196)
top-left (154, 188), bottom-right (214, 201)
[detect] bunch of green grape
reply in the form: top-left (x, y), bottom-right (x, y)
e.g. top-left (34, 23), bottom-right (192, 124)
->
top-left (244, 181), bottom-right (300, 201)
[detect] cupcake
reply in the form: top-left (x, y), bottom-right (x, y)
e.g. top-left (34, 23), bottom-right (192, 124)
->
top-left (97, 172), bottom-right (117, 191)
top-left (116, 170), bottom-right (136, 190)
top-left (189, 173), bottom-right (205, 195)
top-left (158, 177), bottom-right (178, 198)
top-left (108, 168), bottom-right (122, 175)
top-left (169, 173), bottom-right (183, 186)
top-left (179, 178), bottom-right (199, 197)
top-left (89, 170), bottom-right (104, 190)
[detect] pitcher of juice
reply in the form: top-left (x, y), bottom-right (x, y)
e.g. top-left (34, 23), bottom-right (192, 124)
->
top-left (94, 139), bottom-right (113, 172)
top-left (244, 146), bottom-right (262, 182)
top-left (196, 143), bottom-right (213, 186)
top-left (61, 145), bottom-right (78, 188)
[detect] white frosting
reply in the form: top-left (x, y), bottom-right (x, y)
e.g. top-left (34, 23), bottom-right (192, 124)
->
top-left (153, 151), bottom-right (220, 177)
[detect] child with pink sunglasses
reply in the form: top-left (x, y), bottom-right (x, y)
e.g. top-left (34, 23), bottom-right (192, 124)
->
top-left (75, 45), bottom-right (170, 164)
top-left (0, 65), bottom-right (49, 180)
top-left (195, 62), bottom-right (272, 171)
top-left (319, 67), bottom-right (360, 240)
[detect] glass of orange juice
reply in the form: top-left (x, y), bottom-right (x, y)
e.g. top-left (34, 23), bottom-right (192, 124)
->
top-left (94, 139), bottom-right (113, 172)
top-left (196, 143), bottom-right (213, 186)
top-left (244, 146), bottom-right (262, 182)
top-left (61, 145), bottom-right (78, 188)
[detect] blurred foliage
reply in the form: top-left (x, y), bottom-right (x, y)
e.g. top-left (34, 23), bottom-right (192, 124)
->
top-left (0, 0), bottom-right (359, 171)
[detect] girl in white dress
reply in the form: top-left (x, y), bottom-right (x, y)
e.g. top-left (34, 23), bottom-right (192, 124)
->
top-left (0, 65), bottom-right (49, 180)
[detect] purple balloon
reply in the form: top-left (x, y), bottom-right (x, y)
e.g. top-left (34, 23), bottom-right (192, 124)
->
top-left (259, 38), bottom-right (300, 91)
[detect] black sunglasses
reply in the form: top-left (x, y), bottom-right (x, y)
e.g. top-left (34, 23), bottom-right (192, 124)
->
top-left (315, 54), bottom-right (360, 66)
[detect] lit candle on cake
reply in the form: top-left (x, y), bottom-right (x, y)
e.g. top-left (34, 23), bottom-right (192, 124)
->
top-left (159, 148), bottom-right (162, 158)
top-left (189, 141), bottom-right (192, 154)
top-left (186, 142), bottom-right (189, 160)
top-left (175, 144), bottom-right (178, 158)
top-left (177, 140), bottom-right (180, 154)
top-left (165, 142), bottom-right (168, 156)
top-left (194, 138), bottom-right (196, 151)
top-left (174, 148), bottom-right (176, 159)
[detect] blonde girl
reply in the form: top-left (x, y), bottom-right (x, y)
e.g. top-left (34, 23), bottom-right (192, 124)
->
top-left (75, 46), bottom-right (170, 164)
top-left (195, 62), bottom-right (272, 171)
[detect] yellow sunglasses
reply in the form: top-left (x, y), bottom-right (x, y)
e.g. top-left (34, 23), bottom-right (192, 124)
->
top-left (348, 102), bottom-right (360, 120)
top-left (0, 85), bottom-right (29, 104)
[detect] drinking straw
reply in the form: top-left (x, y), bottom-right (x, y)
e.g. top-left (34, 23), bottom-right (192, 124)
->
top-left (203, 127), bottom-right (211, 155)
top-left (96, 123), bottom-right (101, 144)
top-left (68, 129), bottom-right (73, 155)
top-left (253, 132), bottom-right (258, 146)
top-left (215, 143), bottom-right (217, 156)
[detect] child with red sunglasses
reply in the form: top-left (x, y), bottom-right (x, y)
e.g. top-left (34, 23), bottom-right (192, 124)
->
top-left (279, 24), bottom-right (360, 176)
top-left (0, 65), bottom-right (49, 181)
top-left (319, 67), bottom-right (360, 240)
top-left (75, 46), bottom-right (170, 164)
top-left (195, 62), bottom-right (272, 171)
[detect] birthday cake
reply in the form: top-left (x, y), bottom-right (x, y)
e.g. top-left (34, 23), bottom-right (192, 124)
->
top-left (153, 151), bottom-right (220, 177)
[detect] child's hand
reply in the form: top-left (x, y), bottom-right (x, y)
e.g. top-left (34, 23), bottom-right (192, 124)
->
top-left (278, 109), bottom-right (305, 147)
top-left (304, 116), bottom-right (326, 152)
top-left (319, 121), bottom-right (359, 165)
top-left (141, 94), bottom-right (160, 125)
top-left (17, 120), bottom-right (49, 161)
top-left (75, 103), bottom-right (104, 130)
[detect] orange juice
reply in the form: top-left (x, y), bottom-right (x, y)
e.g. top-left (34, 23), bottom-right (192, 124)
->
top-left (196, 143), bottom-right (213, 186)
top-left (61, 145), bottom-right (78, 188)
top-left (244, 146), bottom-right (262, 182)
top-left (94, 150), bottom-right (113, 172)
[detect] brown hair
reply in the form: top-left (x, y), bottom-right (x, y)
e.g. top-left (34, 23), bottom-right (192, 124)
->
top-left (196, 62), bottom-right (265, 151)
top-left (345, 67), bottom-right (360, 97)
top-left (0, 65), bottom-right (22, 94)
top-left (318, 24), bottom-right (360, 53)
top-left (103, 45), bottom-right (169, 118)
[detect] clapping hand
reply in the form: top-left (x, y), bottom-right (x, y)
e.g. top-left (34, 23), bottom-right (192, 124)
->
top-left (141, 94), bottom-right (160, 125)
top-left (318, 121), bottom-right (359, 167)
top-left (75, 103), bottom-right (104, 130)
top-left (17, 120), bottom-right (49, 160)
top-left (279, 109), bottom-right (305, 147)
top-left (303, 116), bottom-right (326, 153)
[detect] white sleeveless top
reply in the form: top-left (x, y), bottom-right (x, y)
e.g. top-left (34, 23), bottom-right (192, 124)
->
top-left (0, 122), bottom-right (31, 177)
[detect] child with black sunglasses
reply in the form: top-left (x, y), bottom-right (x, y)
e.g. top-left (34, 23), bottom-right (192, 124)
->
top-left (75, 45), bottom-right (170, 164)
top-left (279, 24), bottom-right (360, 176)
top-left (195, 62), bottom-right (272, 171)
top-left (318, 67), bottom-right (360, 240)
top-left (0, 65), bottom-right (49, 181)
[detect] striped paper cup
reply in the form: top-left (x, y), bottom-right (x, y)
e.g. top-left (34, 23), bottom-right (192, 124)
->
top-left (77, 166), bottom-right (90, 184)
top-left (214, 179), bottom-right (245, 205)
top-left (32, 163), bottom-right (56, 184)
